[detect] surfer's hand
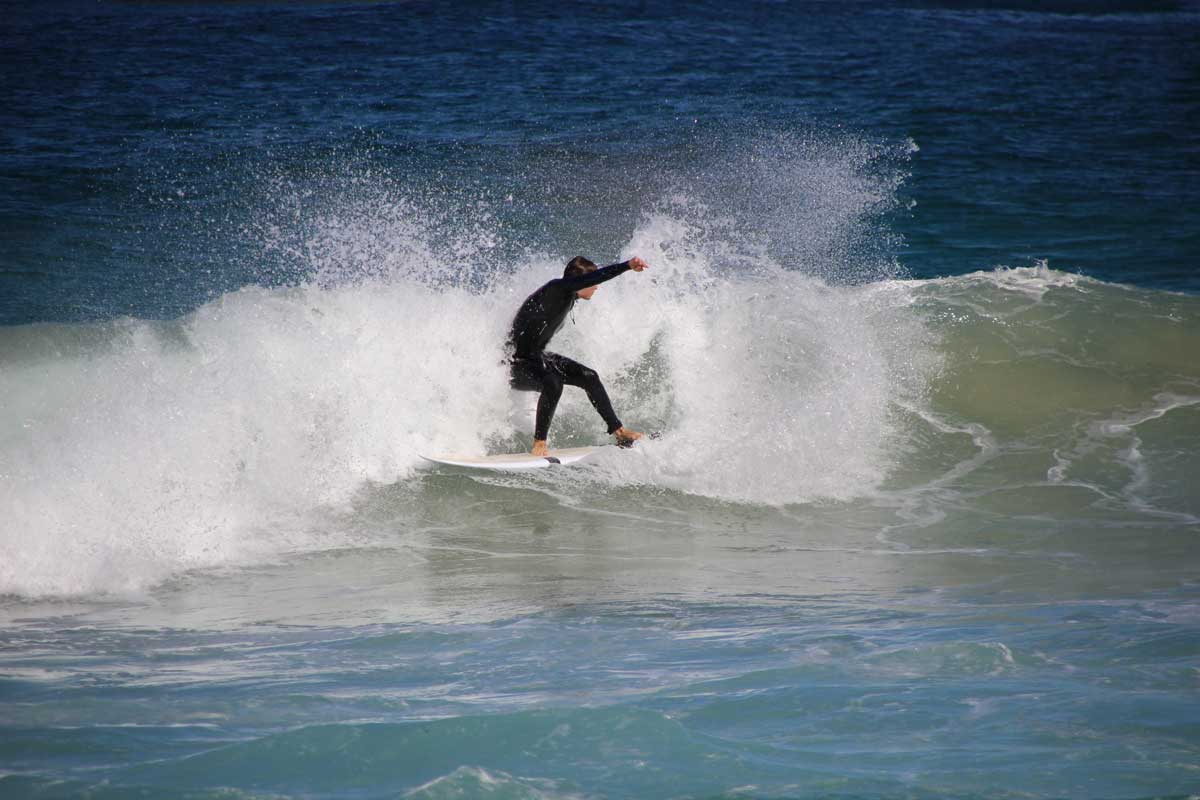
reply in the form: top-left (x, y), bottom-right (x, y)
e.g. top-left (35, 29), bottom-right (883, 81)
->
top-left (628, 257), bottom-right (649, 272)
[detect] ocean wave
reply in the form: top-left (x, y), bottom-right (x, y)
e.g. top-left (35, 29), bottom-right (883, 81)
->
top-left (2, 127), bottom-right (1197, 599)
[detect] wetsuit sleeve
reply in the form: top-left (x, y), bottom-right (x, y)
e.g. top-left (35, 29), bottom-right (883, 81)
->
top-left (554, 261), bottom-right (632, 292)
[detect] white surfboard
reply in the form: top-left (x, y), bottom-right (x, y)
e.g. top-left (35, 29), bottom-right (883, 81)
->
top-left (420, 445), bottom-right (604, 471)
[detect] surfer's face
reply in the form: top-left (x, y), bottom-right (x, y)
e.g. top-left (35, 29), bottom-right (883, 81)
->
top-left (576, 286), bottom-right (597, 300)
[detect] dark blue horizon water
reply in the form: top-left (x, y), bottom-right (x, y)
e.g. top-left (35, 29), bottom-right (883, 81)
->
top-left (3, 0), bottom-right (1199, 325)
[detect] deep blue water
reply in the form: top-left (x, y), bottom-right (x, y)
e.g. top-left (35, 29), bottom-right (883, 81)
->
top-left (3, 0), bottom-right (1198, 326)
top-left (2, 2), bottom-right (1199, 799)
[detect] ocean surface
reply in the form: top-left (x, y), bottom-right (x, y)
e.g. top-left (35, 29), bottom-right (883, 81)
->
top-left (2, 1), bottom-right (1199, 798)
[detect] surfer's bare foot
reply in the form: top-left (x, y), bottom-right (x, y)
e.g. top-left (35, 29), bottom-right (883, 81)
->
top-left (613, 427), bottom-right (643, 448)
top-left (531, 439), bottom-right (549, 456)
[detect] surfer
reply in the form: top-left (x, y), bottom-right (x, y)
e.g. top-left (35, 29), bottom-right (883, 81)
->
top-left (507, 256), bottom-right (648, 456)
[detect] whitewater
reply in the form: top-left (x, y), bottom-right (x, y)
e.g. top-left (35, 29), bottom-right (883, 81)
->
top-left (3, 218), bottom-right (1197, 601)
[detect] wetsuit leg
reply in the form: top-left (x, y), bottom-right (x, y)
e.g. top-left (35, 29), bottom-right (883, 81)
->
top-left (541, 353), bottom-right (623, 434)
top-left (509, 353), bottom-right (623, 439)
top-left (509, 356), bottom-right (563, 441)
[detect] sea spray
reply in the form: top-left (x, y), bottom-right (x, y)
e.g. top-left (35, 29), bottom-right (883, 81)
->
top-left (0, 259), bottom-right (929, 595)
top-left (1, 128), bottom-right (924, 597)
top-left (548, 206), bottom-right (935, 504)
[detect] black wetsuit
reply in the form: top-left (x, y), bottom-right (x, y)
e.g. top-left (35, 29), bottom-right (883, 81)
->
top-left (506, 261), bottom-right (632, 441)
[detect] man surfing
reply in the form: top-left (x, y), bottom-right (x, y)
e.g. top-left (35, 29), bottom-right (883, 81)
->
top-left (506, 255), bottom-right (648, 456)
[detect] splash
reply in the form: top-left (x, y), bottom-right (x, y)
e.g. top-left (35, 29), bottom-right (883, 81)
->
top-left (0, 127), bottom-right (927, 597)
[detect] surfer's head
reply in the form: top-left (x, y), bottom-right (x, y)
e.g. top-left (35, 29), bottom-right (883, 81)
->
top-left (564, 256), bottom-right (597, 279)
top-left (564, 256), bottom-right (599, 300)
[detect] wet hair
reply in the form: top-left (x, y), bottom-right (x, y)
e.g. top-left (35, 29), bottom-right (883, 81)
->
top-left (563, 256), bottom-right (597, 279)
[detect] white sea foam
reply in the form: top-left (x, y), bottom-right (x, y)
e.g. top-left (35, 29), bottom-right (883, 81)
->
top-left (0, 279), bottom-right (510, 596)
top-left (0, 208), bottom-right (930, 596)
top-left (5, 233), bottom-right (1196, 598)
top-left (552, 210), bottom-right (933, 504)
top-left (0, 127), bottom-right (939, 598)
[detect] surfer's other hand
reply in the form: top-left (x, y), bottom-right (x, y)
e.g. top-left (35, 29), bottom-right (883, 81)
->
top-left (628, 257), bottom-right (648, 272)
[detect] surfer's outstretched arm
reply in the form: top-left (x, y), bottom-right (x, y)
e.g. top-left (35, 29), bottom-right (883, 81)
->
top-left (555, 261), bottom-right (628, 292)
top-left (554, 257), bottom-right (648, 293)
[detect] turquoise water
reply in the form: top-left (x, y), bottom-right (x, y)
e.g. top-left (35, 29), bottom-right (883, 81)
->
top-left (2, 2), bottom-right (1199, 798)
